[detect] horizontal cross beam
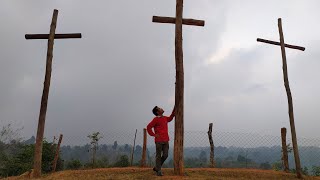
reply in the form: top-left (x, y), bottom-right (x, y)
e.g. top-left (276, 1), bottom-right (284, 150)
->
top-left (25, 33), bottom-right (82, 40)
top-left (153, 16), bottom-right (205, 26)
top-left (257, 38), bottom-right (305, 51)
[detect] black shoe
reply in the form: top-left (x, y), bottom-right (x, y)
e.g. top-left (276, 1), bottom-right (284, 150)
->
top-left (157, 170), bottom-right (163, 176)
top-left (153, 167), bottom-right (158, 172)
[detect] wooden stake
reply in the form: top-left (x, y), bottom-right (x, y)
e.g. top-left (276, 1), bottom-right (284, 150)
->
top-left (141, 128), bottom-right (147, 167)
top-left (278, 18), bottom-right (302, 178)
top-left (130, 129), bottom-right (137, 166)
top-left (52, 134), bottom-right (63, 172)
top-left (281, 128), bottom-right (289, 172)
top-left (207, 123), bottom-right (215, 168)
top-left (26, 9), bottom-right (82, 178)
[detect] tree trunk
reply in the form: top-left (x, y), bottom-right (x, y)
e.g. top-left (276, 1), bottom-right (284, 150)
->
top-left (141, 128), bottom-right (147, 167)
top-left (278, 18), bottom-right (302, 179)
top-left (173, 0), bottom-right (184, 176)
top-left (52, 134), bottom-right (63, 172)
top-left (281, 128), bottom-right (289, 172)
top-left (33, 9), bottom-right (58, 178)
top-left (207, 123), bottom-right (215, 168)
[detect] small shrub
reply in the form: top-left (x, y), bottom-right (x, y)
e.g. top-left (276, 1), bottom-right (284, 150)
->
top-left (113, 155), bottom-right (129, 167)
top-left (66, 159), bottom-right (83, 170)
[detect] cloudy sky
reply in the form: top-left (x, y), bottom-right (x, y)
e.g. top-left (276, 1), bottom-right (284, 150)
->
top-left (1, 0), bottom-right (320, 142)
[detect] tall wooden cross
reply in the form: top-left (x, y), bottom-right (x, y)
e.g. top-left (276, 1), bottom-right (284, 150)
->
top-left (152, 0), bottom-right (205, 175)
top-left (257, 18), bottom-right (305, 179)
top-left (25, 9), bottom-right (81, 178)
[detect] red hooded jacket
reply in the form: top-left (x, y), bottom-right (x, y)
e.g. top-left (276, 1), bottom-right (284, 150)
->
top-left (147, 110), bottom-right (175, 142)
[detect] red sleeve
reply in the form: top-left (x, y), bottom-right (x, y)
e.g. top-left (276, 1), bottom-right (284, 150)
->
top-left (167, 107), bottom-right (176, 122)
top-left (147, 118), bottom-right (157, 136)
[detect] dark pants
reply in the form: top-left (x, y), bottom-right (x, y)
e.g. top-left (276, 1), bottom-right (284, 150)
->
top-left (155, 142), bottom-right (169, 171)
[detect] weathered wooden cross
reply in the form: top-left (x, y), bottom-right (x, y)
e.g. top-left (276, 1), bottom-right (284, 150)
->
top-left (152, 0), bottom-right (205, 175)
top-left (257, 18), bottom-right (305, 179)
top-left (25, 9), bottom-right (81, 178)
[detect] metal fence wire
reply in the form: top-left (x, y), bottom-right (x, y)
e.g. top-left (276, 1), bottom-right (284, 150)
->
top-left (59, 130), bottom-right (320, 173)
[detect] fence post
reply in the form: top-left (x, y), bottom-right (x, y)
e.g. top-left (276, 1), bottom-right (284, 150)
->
top-left (207, 123), bottom-right (215, 167)
top-left (141, 128), bottom-right (147, 167)
top-left (130, 129), bottom-right (137, 166)
top-left (52, 134), bottom-right (63, 172)
top-left (281, 127), bottom-right (289, 172)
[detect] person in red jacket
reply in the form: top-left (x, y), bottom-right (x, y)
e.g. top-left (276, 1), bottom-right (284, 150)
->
top-left (147, 105), bottom-right (175, 176)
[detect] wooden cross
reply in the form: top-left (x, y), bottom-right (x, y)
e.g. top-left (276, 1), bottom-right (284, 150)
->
top-left (25, 9), bottom-right (81, 178)
top-left (257, 18), bottom-right (305, 179)
top-left (152, 0), bottom-right (204, 175)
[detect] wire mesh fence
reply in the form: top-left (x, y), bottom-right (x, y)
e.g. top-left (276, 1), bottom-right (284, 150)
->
top-left (58, 130), bottom-right (320, 174)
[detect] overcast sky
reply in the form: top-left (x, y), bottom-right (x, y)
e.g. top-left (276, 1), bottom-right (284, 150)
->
top-left (1, 0), bottom-right (320, 142)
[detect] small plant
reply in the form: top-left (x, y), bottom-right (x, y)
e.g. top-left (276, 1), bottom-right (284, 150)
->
top-left (113, 155), bottom-right (129, 167)
top-left (66, 159), bottom-right (82, 170)
top-left (87, 132), bottom-right (103, 167)
top-left (312, 166), bottom-right (320, 176)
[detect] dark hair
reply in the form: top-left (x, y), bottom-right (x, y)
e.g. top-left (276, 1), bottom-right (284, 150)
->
top-left (152, 106), bottom-right (159, 116)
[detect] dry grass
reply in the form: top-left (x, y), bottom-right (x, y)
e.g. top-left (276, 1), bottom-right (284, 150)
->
top-left (4, 167), bottom-right (320, 180)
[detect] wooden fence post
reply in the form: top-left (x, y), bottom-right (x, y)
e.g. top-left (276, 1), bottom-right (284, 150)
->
top-left (281, 128), bottom-right (289, 172)
top-left (207, 123), bottom-right (215, 167)
top-left (52, 134), bottom-right (63, 172)
top-left (141, 128), bottom-right (147, 167)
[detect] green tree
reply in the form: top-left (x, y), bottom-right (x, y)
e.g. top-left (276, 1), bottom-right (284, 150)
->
top-left (199, 151), bottom-right (207, 167)
top-left (0, 124), bottom-right (23, 144)
top-left (237, 155), bottom-right (246, 163)
top-left (87, 132), bottom-right (103, 167)
top-left (112, 141), bottom-right (118, 150)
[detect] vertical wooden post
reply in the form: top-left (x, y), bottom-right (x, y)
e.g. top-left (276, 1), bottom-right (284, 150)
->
top-left (278, 18), bottom-right (302, 178)
top-left (281, 128), bottom-right (289, 172)
top-left (173, 0), bottom-right (184, 175)
top-left (52, 134), bottom-right (63, 172)
top-left (141, 128), bottom-right (147, 167)
top-left (130, 129), bottom-right (137, 166)
top-left (33, 9), bottom-right (58, 178)
top-left (207, 123), bottom-right (215, 168)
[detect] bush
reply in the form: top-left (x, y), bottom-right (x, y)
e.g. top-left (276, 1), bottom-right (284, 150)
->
top-left (0, 140), bottom-right (63, 177)
top-left (259, 162), bottom-right (272, 170)
top-left (66, 159), bottom-right (83, 170)
top-left (312, 166), bottom-right (320, 176)
top-left (272, 161), bottom-right (283, 171)
top-left (113, 155), bottom-right (129, 167)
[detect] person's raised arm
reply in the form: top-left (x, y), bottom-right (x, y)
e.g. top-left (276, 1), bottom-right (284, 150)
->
top-left (167, 105), bottom-right (176, 122)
